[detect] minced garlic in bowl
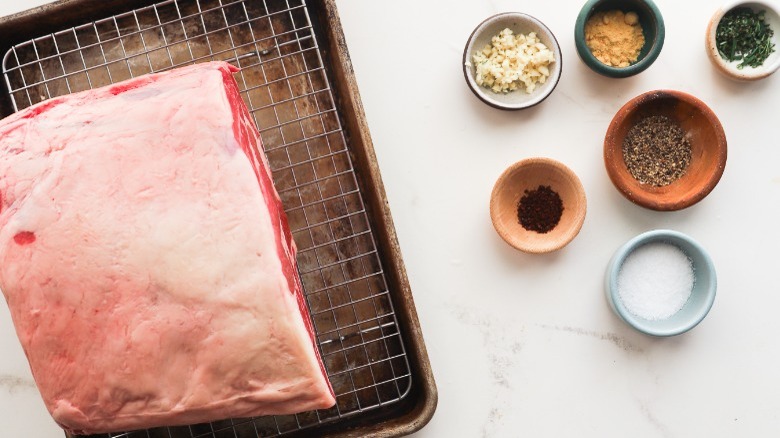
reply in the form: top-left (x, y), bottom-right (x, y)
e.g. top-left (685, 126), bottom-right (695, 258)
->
top-left (463, 13), bottom-right (562, 110)
top-left (470, 28), bottom-right (556, 94)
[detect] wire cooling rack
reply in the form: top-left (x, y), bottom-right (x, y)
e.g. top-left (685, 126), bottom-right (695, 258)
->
top-left (1, 0), bottom-right (412, 436)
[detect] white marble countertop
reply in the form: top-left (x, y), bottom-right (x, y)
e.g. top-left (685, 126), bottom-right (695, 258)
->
top-left (3, 0), bottom-right (780, 436)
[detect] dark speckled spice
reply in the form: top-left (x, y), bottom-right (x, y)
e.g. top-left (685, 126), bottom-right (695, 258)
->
top-left (517, 185), bottom-right (563, 234)
top-left (622, 115), bottom-right (691, 187)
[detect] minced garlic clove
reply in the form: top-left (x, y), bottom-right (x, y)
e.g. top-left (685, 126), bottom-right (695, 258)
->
top-left (471, 28), bottom-right (555, 94)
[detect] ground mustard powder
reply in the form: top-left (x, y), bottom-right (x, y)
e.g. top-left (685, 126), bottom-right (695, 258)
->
top-left (584, 10), bottom-right (644, 67)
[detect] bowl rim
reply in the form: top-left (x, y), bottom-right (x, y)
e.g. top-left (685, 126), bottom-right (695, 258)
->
top-left (489, 157), bottom-right (587, 254)
top-left (462, 12), bottom-right (563, 110)
top-left (605, 229), bottom-right (717, 337)
top-left (705, 0), bottom-right (780, 81)
top-left (574, 0), bottom-right (666, 78)
top-left (603, 89), bottom-right (728, 211)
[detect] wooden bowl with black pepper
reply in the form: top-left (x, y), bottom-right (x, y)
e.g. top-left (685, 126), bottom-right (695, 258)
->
top-left (490, 157), bottom-right (587, 254)
top-left (604, 90), bottom-right (727, 211)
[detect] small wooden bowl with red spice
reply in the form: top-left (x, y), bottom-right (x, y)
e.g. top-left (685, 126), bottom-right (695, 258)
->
top-left (490, 157), bottom-right (587, 254)
top-left (604, 90), bottom-right (727, 211)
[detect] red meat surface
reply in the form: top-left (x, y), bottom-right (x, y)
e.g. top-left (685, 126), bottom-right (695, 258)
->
top-left (0, 61), bottom-right (335, 435)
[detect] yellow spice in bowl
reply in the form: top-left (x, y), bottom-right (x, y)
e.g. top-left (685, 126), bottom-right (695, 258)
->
top-left (585, 10), bottom-right (644, 67)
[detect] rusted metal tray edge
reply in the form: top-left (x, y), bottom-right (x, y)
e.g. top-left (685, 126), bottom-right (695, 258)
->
top-left (0, 0), bottom-right (437, 437)
top-left (313, 1), bottom-right (437, 436)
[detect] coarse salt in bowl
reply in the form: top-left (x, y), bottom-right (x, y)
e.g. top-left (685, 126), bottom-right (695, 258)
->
top-left (605, 229), bottom-right (717, 337)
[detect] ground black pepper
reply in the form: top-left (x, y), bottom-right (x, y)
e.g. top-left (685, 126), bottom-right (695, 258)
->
top-left (622, 115), bottom-right (691, 187)
top-left (517, 185), bottom-right (563, 234)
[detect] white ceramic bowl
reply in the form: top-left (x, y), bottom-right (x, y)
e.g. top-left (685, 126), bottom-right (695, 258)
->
top-left (605, 230), bottom-right (717, 337)
top-left (706, 0), bottom-right (780, 80)
top-left (463, 12), bottom-right (562, 110)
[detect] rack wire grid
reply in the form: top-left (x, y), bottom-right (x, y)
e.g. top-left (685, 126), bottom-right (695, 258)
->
top-left (1, 0), bottom-right (412, 436)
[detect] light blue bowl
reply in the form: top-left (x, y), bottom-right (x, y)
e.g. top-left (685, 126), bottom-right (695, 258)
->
top-left (605, 230), bottom-right (717, 337)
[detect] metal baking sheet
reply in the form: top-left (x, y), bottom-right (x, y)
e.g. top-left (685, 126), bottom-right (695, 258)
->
top-left (0, 0), bottom-right (436, 436)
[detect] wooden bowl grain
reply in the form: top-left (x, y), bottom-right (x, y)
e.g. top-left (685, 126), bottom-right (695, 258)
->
top-left (490, 158), bottom-right (587, 254)
top-left (604, 90), bottom-right (727, 211)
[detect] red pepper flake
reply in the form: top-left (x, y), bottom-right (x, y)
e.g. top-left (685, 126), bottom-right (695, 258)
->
top-left (14, 231), bottom-right (36, 245)
top-left (517, 185), bottom-right (564, 234)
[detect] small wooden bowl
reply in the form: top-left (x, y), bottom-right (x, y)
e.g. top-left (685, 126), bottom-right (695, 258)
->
top-left (706, 0), bottom-right (780, 81)
top-left (604, 90), bottom-right (727, 211)
top-left (490, 158), bottom-right (587, 254)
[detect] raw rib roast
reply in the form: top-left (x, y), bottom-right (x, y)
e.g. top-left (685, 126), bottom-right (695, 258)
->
top-left (0, 61), bottom-right (335, 435)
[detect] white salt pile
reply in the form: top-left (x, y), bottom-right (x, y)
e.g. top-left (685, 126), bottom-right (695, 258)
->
top-left (617, 242), bottom-right (694, 320)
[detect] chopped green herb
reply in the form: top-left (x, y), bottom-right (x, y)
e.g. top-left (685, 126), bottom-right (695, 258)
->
top-left (716, 7), bottom-right (775, 69)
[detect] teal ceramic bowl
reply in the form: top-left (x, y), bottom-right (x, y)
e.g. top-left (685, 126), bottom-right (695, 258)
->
top-left (605, 230), bottom-right (717, 337)
top-left (575, 0), bottom-right (665, 78)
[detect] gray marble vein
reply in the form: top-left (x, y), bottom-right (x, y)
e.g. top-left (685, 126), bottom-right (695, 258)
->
top-left (540, 324), bottom-right (643, 353)
top-left (0, 374), bottom-right (36, 394)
